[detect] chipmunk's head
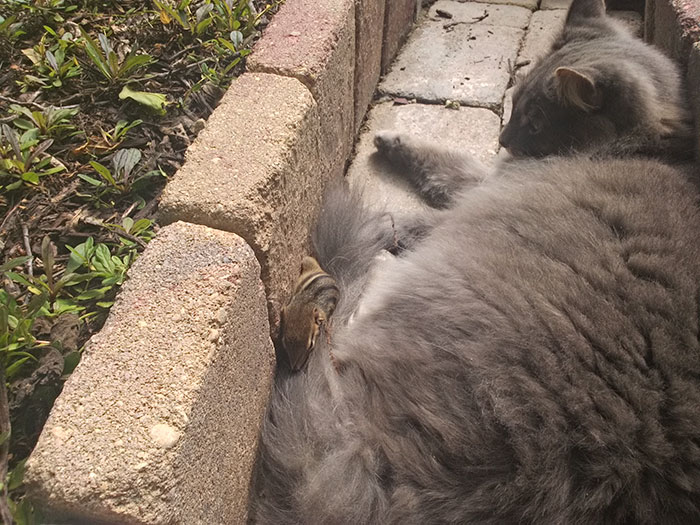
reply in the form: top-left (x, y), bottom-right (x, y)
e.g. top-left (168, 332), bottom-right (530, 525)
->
top-left (279, 302), bottom-right (326, 371)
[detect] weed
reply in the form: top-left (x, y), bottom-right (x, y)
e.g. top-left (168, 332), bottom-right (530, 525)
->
top-left (12, 0), bottom-right (78, 21)
top-left (0, 257), bottom-right (46, 371)
top-left (63, 236), bottom-right (132, 309)
top-left (79, 28), bottom-right (153, 83)
top-left (100, 119), bottom-right (143, 147)
top-left (9, 105), bottom-right (80, 141)
top-left (118, 85), bottom-right (168, 114)
top-left (0, 124), bottom-right (64, 191)
top-left (0, 14), bottom-right (25, 42)
top-left (72, 119), bottom-right (143, 155)
top-left (78, 147), bottom-right (141, 195)
top-left (153, 0), bottom-right (215, 36)
top-left (20, 35), bottom-right (81, 90)
top-left (105, 217), bottom-right (156, 245)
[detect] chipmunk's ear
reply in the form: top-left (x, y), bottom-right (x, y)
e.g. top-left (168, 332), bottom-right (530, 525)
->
top-left (313, 307), bottom-right (326, 325)
top-left (279, 306), bottom-right (287, 325)
top-left (554, 67), bottom-right (602, 111)
top-left (301, 256), bottom-right (322, 274)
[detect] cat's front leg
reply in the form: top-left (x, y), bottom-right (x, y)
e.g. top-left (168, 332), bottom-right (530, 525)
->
top-left (374, 131), bottom-right (489, 208)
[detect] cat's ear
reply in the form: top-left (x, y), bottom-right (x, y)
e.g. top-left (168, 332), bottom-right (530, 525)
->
top-left (554, 67), bottom-right (603, 111)
top-left (565, 0), bottom-right (605, 26)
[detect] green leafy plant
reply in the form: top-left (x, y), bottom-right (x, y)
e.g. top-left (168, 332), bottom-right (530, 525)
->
top-left (0, 257), bottom-right (47, 375)
top-left (78, 148), bottom-right (163, 200)
top-left (208, 0), bottom-right (250, 36)
top-left (153, 0), bottom-right (215, 35)
top-left (10, 104), bottom-right (80, 141)
top-left (20, 36), bottom-right (81, 90)
top-left (79, 28), bottom-right (153, 83)
top-left (73, 119), bottom-right (143, 155)
top-left (8, 239), bottom-right (83, 315)
top-left (0, 14), bottom-right (25, 42)
top-left (118, 85), bottom-right (168, 114)
top-left (0, 124), bottom-right (64, 191)
top-left (63, 237), bottom-right (132, 310)
top-left (12, 0), bottom-right (78, 22)
top-left (3, 236), bottom-right (133, 323)
top-left (105, 216), bottom-right (157, 245)
top-left (99, 119), bottom-right (143, 148)
top-left (78, 148), bottom-right (141, 195)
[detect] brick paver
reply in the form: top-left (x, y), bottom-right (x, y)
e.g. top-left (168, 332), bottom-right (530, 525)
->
top-left (347, 101), bottom-right (501, 213)
top-left (379, 2), bottom-right (531, 109)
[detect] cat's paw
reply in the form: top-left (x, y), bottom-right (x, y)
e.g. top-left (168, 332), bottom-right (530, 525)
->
top-left (373, 130), bottom-right (404, 157)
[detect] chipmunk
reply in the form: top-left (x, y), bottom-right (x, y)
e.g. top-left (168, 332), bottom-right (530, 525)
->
top-left (279, 256), bottom-right (340, 371)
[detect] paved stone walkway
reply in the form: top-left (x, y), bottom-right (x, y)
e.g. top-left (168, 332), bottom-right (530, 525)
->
top-left (347, 0), bottom-right (642, 212)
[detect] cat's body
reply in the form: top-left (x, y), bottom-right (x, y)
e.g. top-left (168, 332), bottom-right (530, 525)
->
top-left (251, 1), bottom-right (700, 522)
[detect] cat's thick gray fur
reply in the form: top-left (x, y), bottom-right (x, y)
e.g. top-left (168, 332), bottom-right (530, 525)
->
top-left (499, 0), bottom-right (694, 160)
top-left (251, 1), bottom-right (700, 522)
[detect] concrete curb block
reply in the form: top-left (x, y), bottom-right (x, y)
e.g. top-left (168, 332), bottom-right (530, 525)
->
top-left (25, 222), bottom-right (275, 523)
top-left (160, 72), bottom-right (321, 334)
top-left (26, 0), bottom-right (419, 520)
top-left (247, 0), bottom-right (356, 182)
top-left (382, 0), bottom-right (417, 72)
top-left (355, 0), bottom-right (387, 131)
top-left (689, 42), bottom-right (700, 155)
top-left (645, 0), bottom-right (700, 154)
top-left (645, 0), bottom-right (700, 67)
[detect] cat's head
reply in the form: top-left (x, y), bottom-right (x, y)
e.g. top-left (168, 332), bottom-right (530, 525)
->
top-left (499, 0), bottom-right (692, 159)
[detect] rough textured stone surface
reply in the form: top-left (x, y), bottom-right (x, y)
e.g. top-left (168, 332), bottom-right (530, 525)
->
top-left (607, 0), bottom-right (645, 13)
top-left (25, 222), bottom-right (275, 524)
top-left (355, 0), bottom-right (386, 131)
top-left (380, 2), bottom-right (530, 108)
top-left (427, 1), bottom-right (532, 29)
top-left (347, 101), bottom-right (501, 212)
top-left (502, 87), bottom-right (514, 129)
top-left (541, 0), bottom-right (572, 9)
top-left (382, 0), bottom-right (415, 72)
top-left (688, 42), bottom-right (700, 158)
top-left (645, 0), bottom-right (700, 67)
top-left (159, 73), bottom-right (321, 332)
top-left (465, 0), bottom-right (538, 10)
top-left (517, 9), bottom-right (565, 77)
top-left (248, 0), bottom-right (355, 181)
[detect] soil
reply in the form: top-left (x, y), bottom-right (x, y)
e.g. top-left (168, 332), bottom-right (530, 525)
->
top-left (0, 0), bottom-right (277, 477)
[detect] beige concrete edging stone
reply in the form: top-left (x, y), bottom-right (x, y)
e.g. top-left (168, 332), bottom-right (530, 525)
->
top-left (645, 0), bottom-right (700, 156)
top-left (382, 0), bottom-right (416, 72)
top-left (25, 222), bottom-right (275, 523)
top-left (247, 0), bottom-right (355, 182)
top-left (645, 0), bottom-right (700, 67)
top-left (355, 0), bottom-right (387, 131)
top-left (688, 42), bottom-right (700, 155)
top-left (160, 72), bottom-right (321, 333)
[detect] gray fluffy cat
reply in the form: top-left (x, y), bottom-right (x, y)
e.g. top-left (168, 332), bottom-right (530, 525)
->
top-left (251, 0), bottom-right (700, 523)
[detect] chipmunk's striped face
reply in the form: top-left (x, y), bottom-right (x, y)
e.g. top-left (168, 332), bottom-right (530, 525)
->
top-left (280, 304), bottom-right (325, 371)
